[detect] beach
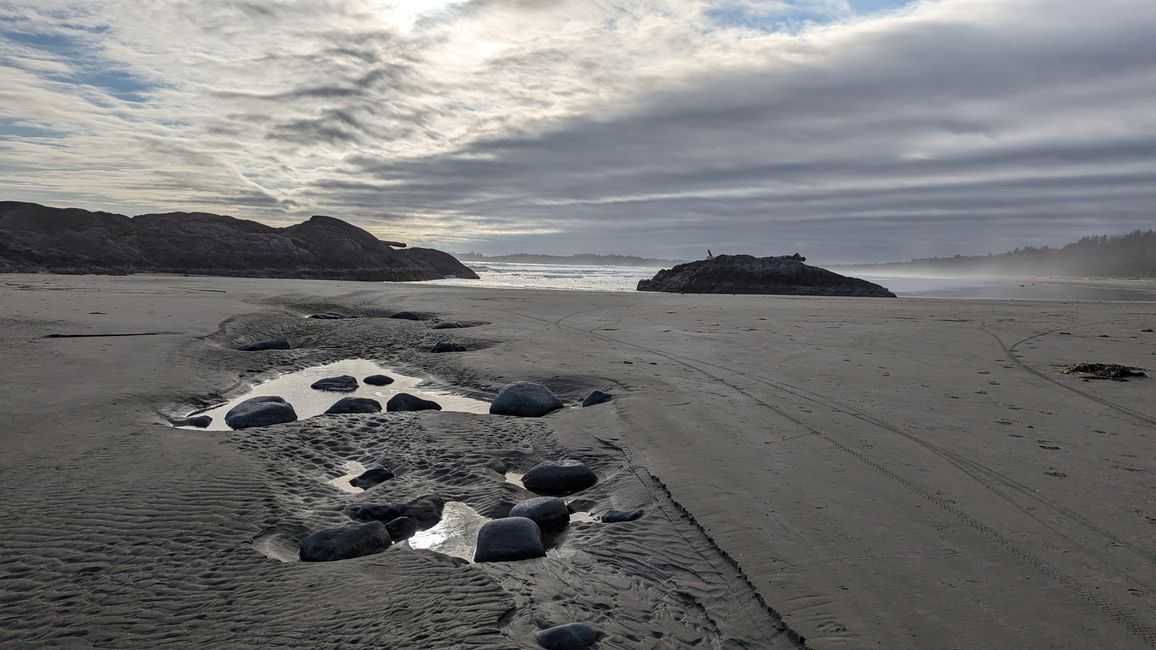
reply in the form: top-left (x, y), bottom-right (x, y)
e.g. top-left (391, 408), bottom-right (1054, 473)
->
top-left (1, 273), bottom-right (1153, 648)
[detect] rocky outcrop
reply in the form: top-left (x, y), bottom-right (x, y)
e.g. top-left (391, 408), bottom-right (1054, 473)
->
top-left (0, 201), bottom-right (479, 282)
top-left (637, 254), bottom-right (895, 297)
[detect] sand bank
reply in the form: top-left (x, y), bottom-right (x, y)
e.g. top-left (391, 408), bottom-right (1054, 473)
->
top-left (0, 274), bottom-right (1153, 648)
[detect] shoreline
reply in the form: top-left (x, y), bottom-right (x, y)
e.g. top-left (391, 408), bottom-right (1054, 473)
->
top-left (1, 273), bottom-right (1154, 648)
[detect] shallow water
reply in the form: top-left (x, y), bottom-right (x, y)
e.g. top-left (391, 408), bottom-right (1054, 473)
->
top-left (329, 460), bottom-right (368, 494)
top-left (182, 359), bottom-right (490, 430)
top-left (409, 501), bottom-right (490, 561)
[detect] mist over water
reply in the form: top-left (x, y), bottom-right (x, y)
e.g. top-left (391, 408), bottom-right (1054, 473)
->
top-left (423, 261), bottom-right (1156, 301)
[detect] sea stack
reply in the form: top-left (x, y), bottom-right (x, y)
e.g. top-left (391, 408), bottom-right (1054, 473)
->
top-left (637, 253), bottom-right (895, 297)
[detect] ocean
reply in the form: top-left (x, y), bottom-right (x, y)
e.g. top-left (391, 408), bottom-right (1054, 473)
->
top-left (422, 261), bottom-right (1156, 302)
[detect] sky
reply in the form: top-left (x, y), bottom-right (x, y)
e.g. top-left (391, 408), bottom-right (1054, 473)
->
top-left (0, 0), bottom-right (1153, 263)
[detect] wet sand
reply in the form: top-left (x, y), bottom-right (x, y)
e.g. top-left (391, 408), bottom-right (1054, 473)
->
top-left (0, 273), bottom-right (1153, 648)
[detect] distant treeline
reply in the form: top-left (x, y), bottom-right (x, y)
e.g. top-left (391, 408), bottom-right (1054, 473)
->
top-left (846, 230), bottom-right (1156, 278)
top-left (456, 252), bottom-right (685, 267)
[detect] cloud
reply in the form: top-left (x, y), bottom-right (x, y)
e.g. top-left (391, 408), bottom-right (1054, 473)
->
top-left (0, 0), bottom-right (1153, 261)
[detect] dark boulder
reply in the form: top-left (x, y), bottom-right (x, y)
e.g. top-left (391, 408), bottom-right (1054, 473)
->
top-left (534, 623), bottom-right (600, 650)
top-left (384, 516), bottom-right (421, 541)
top-left (324, 397), bottom-right (381, 414)
top-left (431, 321), bottom-right (466, 329)
top-left (489, 382), bottom-right (563, 417)
top-left (363, 374), bottom-right (394, 386)
top-left (298, 521), bottom-right (391, 562)
top-left (431, 341), bottom-right (468, 353)
top-left (581, 390), bottom-right (613, 407)
top-left (310, 375), bottom-right (359, 392)
top-left (509, 496), bottom-right (570, 532)
top-left (309, 312), bottom-right (358, 320)
top-left (473, 517), bottom-right (545, 563)
top-left (349, 467), bottom-right (394, 489)
top-left (389, 310), bottom-right (424, 320)
top-left (386, 393), bottom-right (442, 412)
top-left (224, 396), bottom-right (297, 429)
top-left (602, 508), bottom-right (643, 523)
top-left (349, 494), bottom-right (445, 529)
top-left (637, 254), bottom-right (896, 297)
top-left (522, 461), bottom-right (597, 496)
top-left (237, 338), bottom-right (291, 351)
top-left (172, 415), bottom-right (212, 428)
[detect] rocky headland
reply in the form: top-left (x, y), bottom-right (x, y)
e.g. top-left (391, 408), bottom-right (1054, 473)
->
top-left (637, 253), bottom-right (896, 297)
top-left (0, 201), bottom-right (478, 282)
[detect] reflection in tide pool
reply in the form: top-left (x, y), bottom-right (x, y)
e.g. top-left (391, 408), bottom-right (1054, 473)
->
top-left (409, 501), bottom-right (490, 561)
top-left (329, 460), bottom-right (367, 494)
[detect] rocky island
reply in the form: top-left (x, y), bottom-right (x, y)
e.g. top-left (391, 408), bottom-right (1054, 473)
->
top-left (0, 201), bottom-right (478, 282)
top-left (637, 253), bottom-right (896, 297)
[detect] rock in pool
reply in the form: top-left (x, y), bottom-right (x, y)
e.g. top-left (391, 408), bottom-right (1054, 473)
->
top-left (172, 415), bottom-right (212, 428)
top-left (310, 375), bottom-right (359, 392)
top-left (430, 341), bottom-right (468, 353)
top-left (386, 393), bottom-right (442, 412)
top-left (384, 516), bottom-right (420, 541)
top-left (489, 382), bottom-right (563, 417)
top-left (581, 390), bottom-right (613, 407)
top-left (602, 508), bottom-right (643, 523)
top-left (325, 397), bottom-right (382, 414)
top-left (224, 396), bottom-right (298, 429)
top-left (473, 517), bottom-right (545, 563)
top-left (349, 467), bottom-right (395, 489)
top-left (298, 521), bottom-right (391, 562)
top-left (534, 623), bottom-right (600, 650)
top-left (363, 374), bottom-right (394, 386)
top-left (509, 496), bottom-right (570, 532)
top-left (237, 338), bottom-right (291, 351)
top-left (522, 461), bottom-right (597, 496)
top-left (390, 310), bottom-right (424, 320)
top-left (349, 494), bottom-right (445, 529)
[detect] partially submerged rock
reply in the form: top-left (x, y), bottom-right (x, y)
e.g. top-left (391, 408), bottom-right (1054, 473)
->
top-left (521, 461), bottom-right (598, 496)
top-left (637, 253), bottom-right (896, 297)
top-left (509, 496), bottom-right (570, 532)
top-left (602, 508), bottom-right (643, 523)
top-left (390, 310), bottom-right (424, 320)
top-left (363, 374), bottom-right (395, 386)
top-left (309, 312), bottom-right (358, 320)
top-left (473, 517), bottom-right (546, 563)
top-left (172, 415), bottom-right (212, 428)
top-left (224, 396), bottom-right (297, 429)
top-left (534, 623), bottom-right (600, 650)
top-left (1059, 363), bottom-right (1146, 380)
top-left (384, 516), bottom-right (420, 541)
top-left (431, 321), bottom-right (466, 329)
top-left (237, 338), bottom-right (291, 351)
top-left (431, 341), bottom-right (468, 353)
top-left (298, 521), bottom-right (391, 562)
top-left (386, 393), bottom-right (442, 412)
top-left (349, 467), bottom-right (394, 489)
top-left (310, 375), bottom-right (359, 392)
top-left (581, 390), bottom-right (613, 407)
top-left (324, 397), bottom-right (382, 414)
top-left (489, 382), bottom-right (564, 417)
top-left (349, 494), bottom-right (446, 529)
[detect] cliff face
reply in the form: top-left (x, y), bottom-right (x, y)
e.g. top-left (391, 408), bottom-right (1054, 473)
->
top-left (637, 254), bottom-right (895, 297)
top-left (0, 202), bottom-right (478, 282)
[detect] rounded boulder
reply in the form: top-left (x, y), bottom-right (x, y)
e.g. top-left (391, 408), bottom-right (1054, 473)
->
top-left (386, 393), bottom-right (442, 412)
top-left (521, 461), bottom-right (597, 496)
top-left (310, 375), bottom-right (359, 392)
top-left (298, 521), bottom-right (391, 562)
top-left (324, 397), bottom-right (381, 414)
top-left (363, 374), bottom-right (395, 386)
top-left (473, 517), bottom-right (545, 563)
top-left (489, 382), bottom-right (563, 417)
top-left (534, 623), bottom-right (600, 650)
top-left (510, 496), bottom-right (570, 532)
top-left (224, 396), bottom-right (297, 429)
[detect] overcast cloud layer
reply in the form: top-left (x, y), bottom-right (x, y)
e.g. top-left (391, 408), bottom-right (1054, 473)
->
top-left (1, 0), bottom-right (1153, 262)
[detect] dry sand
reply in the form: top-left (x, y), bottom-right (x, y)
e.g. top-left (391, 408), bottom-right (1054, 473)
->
top-left (1, 273), bottom-right (1153, 648)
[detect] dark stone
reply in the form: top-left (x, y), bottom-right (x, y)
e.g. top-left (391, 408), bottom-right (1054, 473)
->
top-left (224, 396), bottom-right (297, 429)
top-left (298, 521), bottom-right (391, 562)
top-left (602, 508), bottom-right (643, 523)
top-left (363, 374), bottom-right (395, 386)
top-left (384, 516), bottom-right (421, 541)
top-left (431, 341), bottom-right (468, 353)
top-left (637, 254), bottom-right (896, 297)
top-left (534, 623), bottom-right (600, 650)
top-left (390, 310), bottom-right (424, 320)
top-left (310, 375), bottom-right (359, 392)
top-left (473, 517), bottom-right (545, 563)
top-left (386, 393), bottom-right (442, 412)
top-left (581, 390), bottom-right (613, 407)
top-left (349, 494), bottom-right (445, 529)
top-left (489, 382), bottom-right (563, 417)
top-left (431, 321), bottom-right (466, 329)
top-left (172, 415), bottom-right (212, 428)
top-left (484, 457), bottom-right (508, 474)
top-left (325, 397), bottom-right (381, 414)
top-left (0, 202), bottom-right (479, 281)
top-left (509, 496), bottom-right (570, 532)
top-left (349, 467), bottom-right (394, 489)
top-left (522, 461), bottom-right (598, 496)
top-left (237, 338), bottom-right (291, 351)
top-left (308, 312), bottom-right (358, 320)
